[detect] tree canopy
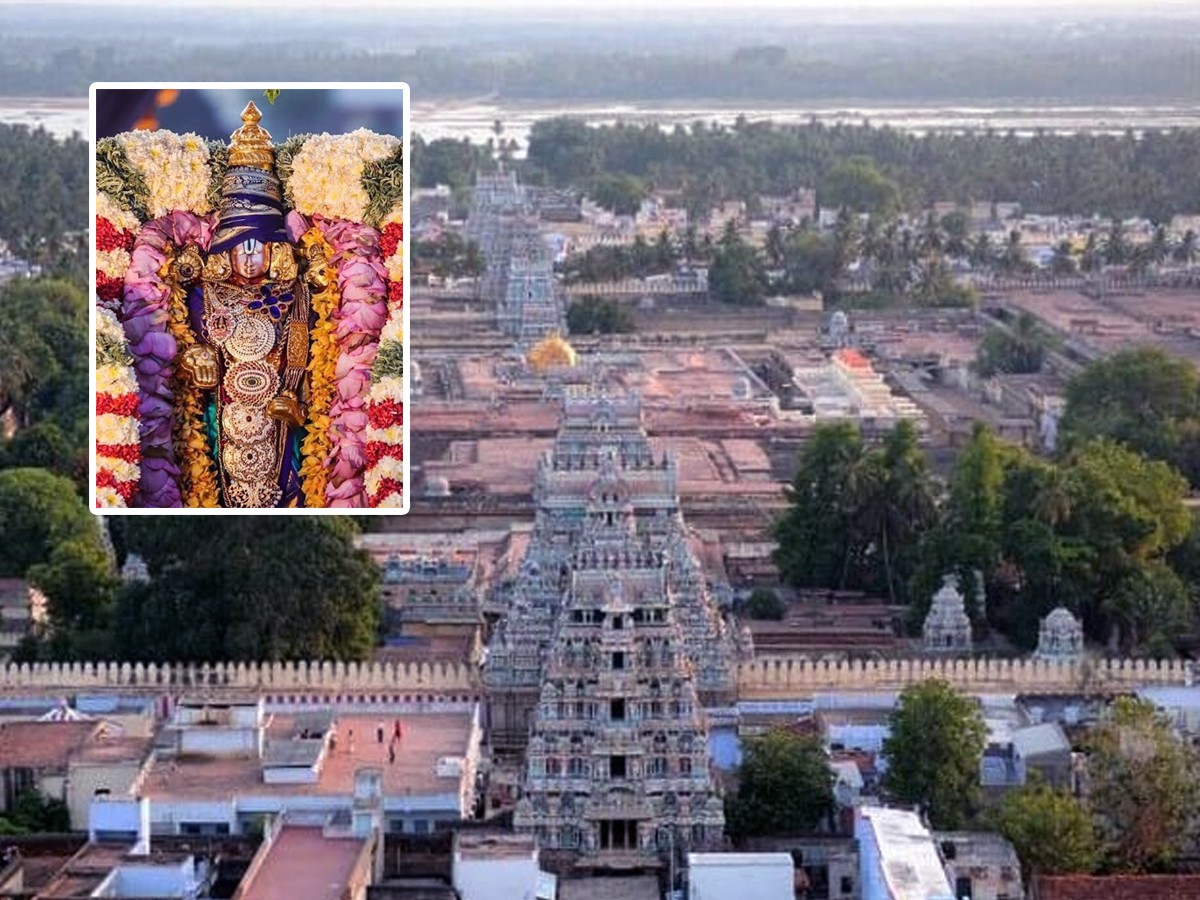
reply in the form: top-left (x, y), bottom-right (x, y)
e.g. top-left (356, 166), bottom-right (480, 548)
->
top-left (994, 778), bottom-right (1100, 878)
top-left (725, 727), bottom-right (835, 839)
top-left (1086, 697), bottom-right (1200, 872)
top-left (882, 679), bottom-right (987, 830)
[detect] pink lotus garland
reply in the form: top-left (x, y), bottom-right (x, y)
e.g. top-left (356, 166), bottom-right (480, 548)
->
top-left (122, 211), bottom-right (216, 508)
top-left (312, 215), bottom-right (388, 508)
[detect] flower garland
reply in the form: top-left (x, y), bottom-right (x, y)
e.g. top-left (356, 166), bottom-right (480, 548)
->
top-left (95, 192), bottom-right (137, 308)
top-left (287, 130), bottom-right (401, 225)
top-left (95, 308), bottom-right (141, 507)
top-left (365, 207), bottom-right (405, 508)
top-left (117, 131), bottom-right (213, 219)
top-left (297, 225), bottom-right (341, 507)
top-left (123, 211), bottom-right (218, 507)
top-left (312, 216), bottom-right (389, 508)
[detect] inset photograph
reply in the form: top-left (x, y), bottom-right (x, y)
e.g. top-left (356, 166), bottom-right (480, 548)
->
top-left (90, 84), bottom-right (408, 511)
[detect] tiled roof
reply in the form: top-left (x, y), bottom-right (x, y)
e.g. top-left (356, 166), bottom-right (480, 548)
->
top-left (0, 721), bottom-right (99, 770)
top-left (1037, 874), bottom-right (1200, 900)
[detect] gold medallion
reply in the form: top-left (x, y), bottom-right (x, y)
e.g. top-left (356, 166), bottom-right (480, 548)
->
top-left (224, 360), bottom-right (279, 405)
top-left (223, 441), bottom-right (277, 481)
top-left (222, 402), bottom-right (275, 443)
top-left (226, 316), bottom-right (276, 361)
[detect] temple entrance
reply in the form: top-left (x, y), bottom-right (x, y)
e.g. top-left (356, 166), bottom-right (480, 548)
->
top-left (598, 819), bottom-right (639, 851)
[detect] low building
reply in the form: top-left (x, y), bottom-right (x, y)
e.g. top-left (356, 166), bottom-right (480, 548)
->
top-left (855, 806), bottom-right (954, 900)
top-left (452, 831), bottom-right (549, 900)
top-left (0, 579), bottom-right (47, 658)
top-left (935, 832), bottom-right (1022, 900)
top-left (0, 720), bottom-right (130, 819)
top-left (688, 853), bottom-right (794, 900)
top-left (1010, 723), bottom-right (1072, 790)
top-left (234, 822), bottom-right (378, 900)
top-left (141, 703), bottom-right (482, 837)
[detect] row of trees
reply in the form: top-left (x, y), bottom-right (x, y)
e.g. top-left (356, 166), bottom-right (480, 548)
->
top-left (412, 232), bottom-right (485, 280)
top-left (773, 411), bottom-right (1195, 654)
top-left (729, 681), bottom-right (1200, 877)
top-left (565, 296), bottom-right (634, 335)
top-left (526, 118), bottom-right (1200, 223)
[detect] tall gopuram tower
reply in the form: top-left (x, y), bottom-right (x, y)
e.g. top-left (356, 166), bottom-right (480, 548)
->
top-left (484, 389), bottom-right (735, 866)
top-left (463, 172), bottom-right (564, 343)
top-left (511, 493), bottom-right (725, 863)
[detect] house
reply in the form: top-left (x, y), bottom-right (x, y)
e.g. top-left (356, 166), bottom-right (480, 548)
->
top-left (0, 579), bottom-right (47, 658)
top-left (855, 806), bottom-right (954, 900)
top-left (1035, 874), bottom-right (1200, 900)
top-left (935, 832), bottom-right (1023, 900)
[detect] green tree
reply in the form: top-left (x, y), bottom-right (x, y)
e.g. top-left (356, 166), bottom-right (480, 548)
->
top-left (708, 226), bottom-right (768, 305)
top-left (27, 537), bottom-right (119, 656)
top-left (743, 588), bottom-right (786, 621)
top-left (820, 157), bottom-right (900, 216)
top-left (0, 468), bottom-right (96, 577)
top-left (0, 791), bottom-right (71, 835)
top-left (587, 173), bottom-right (647, 216)
top-left (882, 679), bottom-right (986, 830)
top-left (1060, 347), bottom-right (1200, 482)
top-left (974, 313), bottom-right (1051, 377)
top-left (1087, 697), bottom-right (1200, 872)
top-left (107, 517), bottom-right (381, 661)
top-left (994, 778), bottom-right (1099, 878)
top-left (566, 295), bottom-right (635, 335)
top-left (726, 728), bottom-right (835, 839)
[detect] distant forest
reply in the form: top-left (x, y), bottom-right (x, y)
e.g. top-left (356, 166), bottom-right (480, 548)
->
top-left (1, 26), bottom-right (1199, 104)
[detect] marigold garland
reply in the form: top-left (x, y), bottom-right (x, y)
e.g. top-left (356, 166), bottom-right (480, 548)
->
top-left (297, 225), bottom-right (341, 507)
top-left (163, 253), bottom-right (221, 508)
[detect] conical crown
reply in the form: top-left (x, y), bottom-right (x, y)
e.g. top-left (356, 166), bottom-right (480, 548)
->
top-left (228, 101), bottom-right (274, 170)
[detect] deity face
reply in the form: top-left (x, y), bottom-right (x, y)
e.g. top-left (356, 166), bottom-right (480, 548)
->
top-left (230, 239), bottom-right (272, 283)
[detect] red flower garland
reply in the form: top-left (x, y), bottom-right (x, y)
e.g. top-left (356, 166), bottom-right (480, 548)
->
top-left (96, 216), bottom-right (134, 253)
top-left (366, 399), bottom-right (404, 430)
top-left (96, 469), bottom-right (137, 501)
top-left (97, 393), bottom-right (140, 417)
top-left (380, 222), bottom-right (403, 259)
top-left (97, 270), bottom-right (124, 303)
top-left (365, 440), bottom-right (404, 467)
top-left (368, 478), bottom-right (404, 507)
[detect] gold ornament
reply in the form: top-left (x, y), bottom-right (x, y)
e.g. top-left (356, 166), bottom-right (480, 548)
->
top-left (222, 402), bottom-right (275, 443)
top-left (224, 440), bottom-right (277, 481)
top-left (171, 245), bottom-right (204, 284)
top-left (267, 390), bottom-right (306, 427)
top-left (224, 359), bottom-right (280, 405)
top-left (268, 243), bottom-right (299, 283)
top-left (228, 101), bottom-right (275, 171)
top-left (225, 480), bottom-right (282, 508)
top-left (179, 344), bottom-right (219, 389)
top-left (202, 253), bottom-right (232, 283)
top-left (225, 316), bottom-right (276, 361)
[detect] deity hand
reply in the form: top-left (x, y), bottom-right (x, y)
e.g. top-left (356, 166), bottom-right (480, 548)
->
top-left (305, 245), bottom-right (331, 290)
top-left (179, 344), bottom-right (219, 389)
top-left (267, 390), bottom-right (307, 427)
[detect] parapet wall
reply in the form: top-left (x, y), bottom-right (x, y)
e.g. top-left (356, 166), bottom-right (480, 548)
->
top-left (0, 660), bottom-right (478, 695)
top-left (737, 656), bottom-right (1195, 698)
top-left (0, 656), bottom-right (1193, 699)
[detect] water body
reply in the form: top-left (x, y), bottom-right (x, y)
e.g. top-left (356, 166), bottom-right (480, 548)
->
top-left (7, 97), bottom-right (1200, 146)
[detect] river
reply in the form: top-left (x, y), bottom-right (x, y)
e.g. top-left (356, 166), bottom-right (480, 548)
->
top-left (6, 97), bottom-right (1200, 147)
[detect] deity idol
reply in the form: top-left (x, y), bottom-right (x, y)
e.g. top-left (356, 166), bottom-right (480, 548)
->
top-left (177, 103), bottom-right (319, 507)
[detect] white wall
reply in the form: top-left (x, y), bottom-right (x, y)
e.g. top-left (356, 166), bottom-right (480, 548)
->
top-left (453, 855), bottom-right (540, 900)
top-left (688, 854), bottom-right (793, 900)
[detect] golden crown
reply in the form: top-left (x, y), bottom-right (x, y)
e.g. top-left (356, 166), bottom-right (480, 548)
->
top-left (228, 101), bottom-right (274, 170)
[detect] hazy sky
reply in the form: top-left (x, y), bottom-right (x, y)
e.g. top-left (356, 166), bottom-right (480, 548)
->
top-left (3, 0), bottom-right (1197, 8)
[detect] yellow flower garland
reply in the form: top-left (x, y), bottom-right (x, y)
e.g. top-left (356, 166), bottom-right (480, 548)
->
top-left (298, 227), bottom-right (341, 507)
top-left (163, 246), bottom-right (221, 507)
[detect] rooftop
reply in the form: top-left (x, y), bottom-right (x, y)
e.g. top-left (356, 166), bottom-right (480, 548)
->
top-left (0, 721), bottom-right (102, 770)
top-left (236, 827), bottom-right (368, 900)
top-left (858, 806), bottom-right (954, 900)
top-left (1036, 874), bottom-right (1200, 900)
top-left (142, 712), bottom-right (474, 802)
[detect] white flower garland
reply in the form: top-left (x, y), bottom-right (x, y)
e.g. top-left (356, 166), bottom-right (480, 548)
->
top-left (287, 129), bottom-right (401, 222)
top-left (118, 130), bottom-right (213, 218)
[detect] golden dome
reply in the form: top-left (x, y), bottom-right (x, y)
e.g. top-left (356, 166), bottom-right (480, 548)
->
top-left (228, 102), bottom-right (274, 171)
top-left (527, 332), bottom-right (578, 373)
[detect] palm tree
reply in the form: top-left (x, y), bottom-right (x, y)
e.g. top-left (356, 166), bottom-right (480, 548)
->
top-left (1050, 239), bottom-right (1076, 276)
top-left (1173, 229), bottom-right (1197, 265)
top-left (1080, 232), bottom-right (1102, 273)
top-left (1148, 224), bottom-right (1170, 268)
top-left (1031, 464), bottom-right (1072, 528)
top-left (1103, 219), bottom-right (1130, 266)
top-left (969, 233), bottom-right (994, 270)
top-left (871, 422), bottom-right (938, 603)
top-left (1000, 229), bottom-right (1027, 275)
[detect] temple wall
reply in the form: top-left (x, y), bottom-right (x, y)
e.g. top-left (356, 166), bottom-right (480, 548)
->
top-left (1, 656), bottom-right (1193, 699)
top-left (0, 660), bottom-right (478, 694)
top-left (737, 656), bottom-right (1195, 697)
